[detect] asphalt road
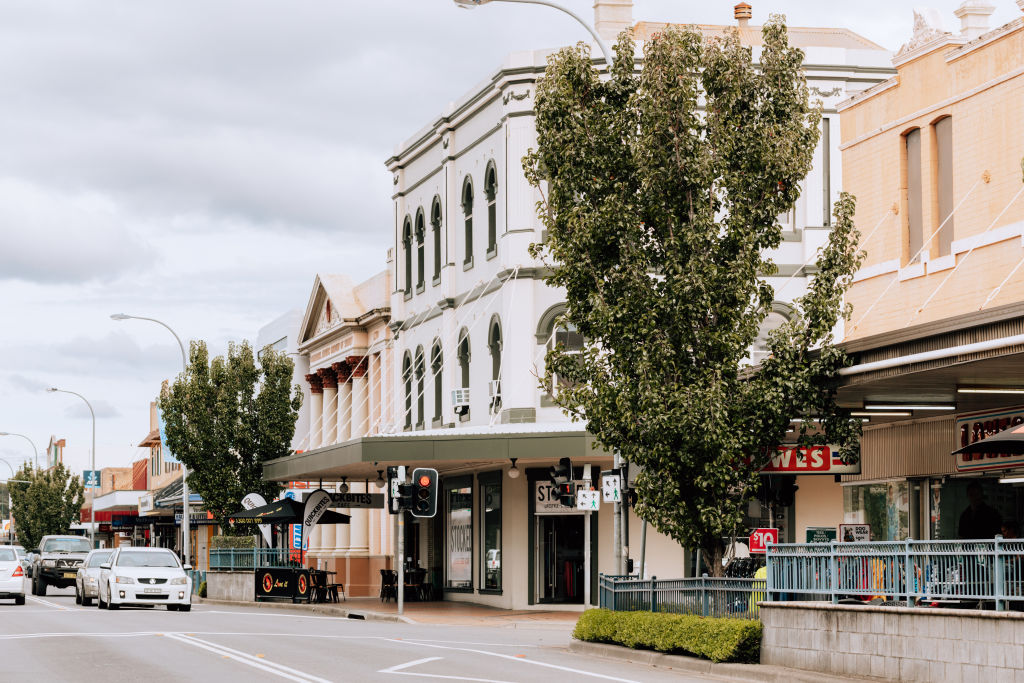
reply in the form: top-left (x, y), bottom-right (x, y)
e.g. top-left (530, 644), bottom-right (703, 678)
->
top-left (1, 580), bottom-right (720, 682)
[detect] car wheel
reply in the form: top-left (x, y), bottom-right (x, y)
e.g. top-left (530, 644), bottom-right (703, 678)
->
top-left (14, 595), bottom-right (25, 606)
top-left (97, 588), bottom-right (105, 609)
top-left (75, 586), bottom-right (82, 604)
top-left (82, 595), bottom-right (92, 607)
top-left (37, 579), bottom-right (47, 596)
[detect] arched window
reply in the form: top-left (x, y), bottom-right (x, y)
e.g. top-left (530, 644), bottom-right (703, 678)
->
top-left (488, 318), bottom-right (502, 413)
top-left (431, 196), bottom-right (442, 283)
top-left (750, 306), bottom-right (791, 366)
top-left (485, 163), bottom-right (498, 256)
top-left (458, 329), bottom-right (471, 419)
top-left (462, 177), bottom-right (474, 267)
top-left (402, 352), bottom-right (413, 429)
top-left (402, 217), bottom-right (413, 297)
top-left (547, 318), bottom-right (584, 396)
top-left (414, 346), bottom-right (425, 428)
top-left (431, 341), bottom-right (443, 423)
top-left (415, 209), bottom-right (425, 291)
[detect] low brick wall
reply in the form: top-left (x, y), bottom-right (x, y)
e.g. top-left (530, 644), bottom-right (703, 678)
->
top-left (207, 570), bottom-right (254, 602)
top-left (761, 601), bottom-right (1024, 681)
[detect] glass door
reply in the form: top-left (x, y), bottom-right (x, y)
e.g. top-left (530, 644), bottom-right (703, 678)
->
top-left (536, 515), bottom-right (584, 604)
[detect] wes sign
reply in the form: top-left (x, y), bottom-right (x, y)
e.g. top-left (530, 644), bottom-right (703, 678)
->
top-left (760, 445), bottom-right (861, 475)
top-left (749, 528), bottom-right (778, 554)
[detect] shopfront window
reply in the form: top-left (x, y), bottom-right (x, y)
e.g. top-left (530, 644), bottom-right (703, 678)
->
top-left (843, 482), bottom-right (910, 541)
top-left (930, 478), bottom-right (1022, 540)
top-left (480, 473), bottom-right (501, 591)
top-left (445, 479), bottom-right (473, 590)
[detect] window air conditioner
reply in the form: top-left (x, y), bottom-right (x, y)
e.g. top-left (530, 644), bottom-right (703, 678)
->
top-left (451, 388), bottom-right (471, 416)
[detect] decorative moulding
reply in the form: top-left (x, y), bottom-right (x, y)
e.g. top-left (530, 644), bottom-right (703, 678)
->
top-left (897, 261), bottom-right (927, 282)
top-left (852, 259), bottom-right (900, 283)
top-left (893, 8), bottom-right (964, 67)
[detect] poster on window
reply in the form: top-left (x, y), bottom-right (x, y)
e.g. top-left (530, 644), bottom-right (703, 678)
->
top-left (447, 488), bottom-right (472, 588)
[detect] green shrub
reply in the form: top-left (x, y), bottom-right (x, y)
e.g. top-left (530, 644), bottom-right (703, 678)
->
top-left (211, 535), bottom-right (256, 549)
top-left (573, 609), bottom-right (761, 664)
top-left (199, 581), bottom-right (207, 598)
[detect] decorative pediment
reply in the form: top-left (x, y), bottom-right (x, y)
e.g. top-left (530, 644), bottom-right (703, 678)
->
top-left (298, 273), bottom-right (360, 347)
top-left (894, 8), bottom-right (953, 61)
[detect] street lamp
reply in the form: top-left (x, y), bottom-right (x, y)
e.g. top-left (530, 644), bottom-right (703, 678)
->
top-left (0, 432), bottom-right (39, 469)
top-left (111, 313), bottom-right (192, 567)
top-left (47, 387), bottom-right (96, 547)
top-left (453, 0), bottom-right (614, 67)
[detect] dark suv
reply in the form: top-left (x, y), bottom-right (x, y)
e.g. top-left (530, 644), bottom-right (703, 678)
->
top-left (31, 535), bottom-right (92, 595)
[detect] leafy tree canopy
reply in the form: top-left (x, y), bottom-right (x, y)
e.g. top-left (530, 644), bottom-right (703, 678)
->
top-left (526, 20), bottom-right (863, 573)
top-left (158, 340), bottom-right (301, 532)
top-left (9, 462), bottom-right (85, 551)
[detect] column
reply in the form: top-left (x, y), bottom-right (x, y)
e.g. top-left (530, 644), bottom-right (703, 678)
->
top-left (319, 368), bottom-right (338, 446)
top-left (333, 506), bottom-right (351, 553)
top-left (349, 356), bottom-right (369, 438)
top-left (305, 373), bottom-right (323, 449)
top-left (333, 361), bottom-right (352, 442)
top-left (349, 481), bottom-right (369, 553)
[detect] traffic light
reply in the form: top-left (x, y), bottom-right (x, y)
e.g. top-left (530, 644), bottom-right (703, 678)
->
top-left (549, 457), bottom-right (572, 486)
top-left (397, 482), bottom-right (415, 511)
top-left (411, 467), bottom-right (438, 518)
top-left (556, 481), bottom-right (576, 507)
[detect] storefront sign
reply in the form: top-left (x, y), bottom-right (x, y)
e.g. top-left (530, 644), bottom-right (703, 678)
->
top-left (535, 482), bottom-right (579, 515)
top-left (312, 492), bottom-right (385, 509)
top-left (447, 505), bottom-right (472, 586)
top-left (805, 527), bottom-right (837, 543)
top-left (839, 523), bottom-right (871, 542)
top-left (955, 406), bottom-right (1024, 472)
top-left (760, 445), bottom-right (861, 475)
top-left (174, 512), bottom-right (218, 526)
top-left (137, 494), bottom-right (155, 515)
top-left (83, 470), bottom-right (100, 489)
top-left (749, 528), bottom-right (778, 553)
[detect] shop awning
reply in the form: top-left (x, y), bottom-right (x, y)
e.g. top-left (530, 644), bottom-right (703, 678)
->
top-left (154, 478), bottom-right (203, 508)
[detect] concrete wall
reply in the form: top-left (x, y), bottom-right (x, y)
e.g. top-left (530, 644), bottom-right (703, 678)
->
top-left (794, 476), bottom-right (844, 542)
top-left (207, 571), bottom-right (254, 602)
top-left (761, 602), bottom-right (1024, 681)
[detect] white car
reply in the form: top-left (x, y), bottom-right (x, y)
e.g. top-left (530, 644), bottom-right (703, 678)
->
top-left (75, 549), bottom-right (113, 607)
top-left (97, 547), bottom-right (192, 611)
top-left (0, 545), bottom-right (26, 605)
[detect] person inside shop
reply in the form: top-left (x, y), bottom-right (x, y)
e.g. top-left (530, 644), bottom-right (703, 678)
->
top-left (958, 482), bottom-right (1003, 539)
top-left (1001, 520), bottom-right (1019, 539)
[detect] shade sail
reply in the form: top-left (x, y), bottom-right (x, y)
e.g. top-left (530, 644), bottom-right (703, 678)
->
top-left (228, 497), bottom-right (350, 525)
top-left (952, 424), bottom-right (1024, 456)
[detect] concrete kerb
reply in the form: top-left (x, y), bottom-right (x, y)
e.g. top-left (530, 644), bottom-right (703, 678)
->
top-left (568, 640), bottom-right (882, 683)
top-left (195, 597), bottom-right (414, 624)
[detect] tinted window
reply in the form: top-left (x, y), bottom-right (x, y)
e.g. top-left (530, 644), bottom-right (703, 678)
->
top-left (116, 551), bottom-right (179, 568)
top-left (0, 549), bottom-right (16, 562)
top-left (88, 552), bottom-right (113, 567)
top-left (42, 538), bottom-right (91, 553)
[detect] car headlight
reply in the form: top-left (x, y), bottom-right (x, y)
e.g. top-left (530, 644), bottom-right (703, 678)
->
top-left (115, 576), bottom-right (135, 584)
top-left (42, 559), bottom-right (56, 567)
top-left (169, 577), bottom-right (187, 585)
top-left (85, 577), bottom-right (97, 585)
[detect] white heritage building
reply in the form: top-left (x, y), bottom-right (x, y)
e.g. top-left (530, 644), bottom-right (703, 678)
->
top-left (266, 1), bottom-right (895, 609)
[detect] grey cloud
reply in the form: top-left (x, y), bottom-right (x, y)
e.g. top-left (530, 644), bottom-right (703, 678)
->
top-left (4, 374), bottom-right (50, 394)
top-left (64, 400), bottom-right (120, 420)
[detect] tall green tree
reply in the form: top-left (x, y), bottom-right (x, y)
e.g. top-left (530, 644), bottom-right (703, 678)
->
top-left (526, 21), bottom-right (863, 574)
top-left (158, 340), bottom-right (302, 531)
top-left (9, 462), bottom-right (85, 551)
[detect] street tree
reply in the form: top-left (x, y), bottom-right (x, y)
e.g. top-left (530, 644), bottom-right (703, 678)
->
top-left (526, 21), bottom-right (863, 574)
top-left (9, 462), bottom-right (85, 551)
top-left (158, 340), bottom-right (302, 531)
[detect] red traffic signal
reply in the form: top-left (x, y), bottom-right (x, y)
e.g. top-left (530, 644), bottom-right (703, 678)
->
top-left (411, 467), bottom-right (439, 518)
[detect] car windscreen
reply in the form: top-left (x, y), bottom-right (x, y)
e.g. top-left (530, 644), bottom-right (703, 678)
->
top-left (0, 549), bottom-right (16, 562)
top-left (14, 548), bottom-right (25, 558)
top-left (87, 552), bottom-right (113, 567)
top-left (42, 538), bottom-right (92, 553)
top-left (116, 551), bottom-right (180, 568)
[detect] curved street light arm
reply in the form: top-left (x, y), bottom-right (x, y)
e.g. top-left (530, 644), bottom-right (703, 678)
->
top-left (0, 432), bottom-right (39, 469)
top-left (48, 387), bottom-right (96, 547)
top-left (112, 314), bottom-right (188, 370)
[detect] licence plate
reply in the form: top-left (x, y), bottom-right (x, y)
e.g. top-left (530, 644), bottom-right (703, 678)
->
top-left (144, 587), bottom-right (161, 594)
top-left (63, 572), bottom-right (76, 579)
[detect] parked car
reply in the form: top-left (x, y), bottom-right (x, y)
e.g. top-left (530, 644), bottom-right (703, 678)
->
top-left (97, 547), bottom-right (192, 611)
top-left (0, 545), bottom-right (26, 605)
top-left (31, 535), bottom-right (92, 595)
top-left (13, 546), bottom-right (28, 574)
top-left (23, 550), bottom-right (37, 578)
top-left (75, 549), bottom-right (113, 607)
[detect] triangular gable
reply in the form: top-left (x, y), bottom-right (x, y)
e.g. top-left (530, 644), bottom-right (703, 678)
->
top-left (298, 273), bottom-right (364, 346)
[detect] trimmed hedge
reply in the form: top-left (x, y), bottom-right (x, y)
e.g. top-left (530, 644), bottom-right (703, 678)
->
top-left (211, 535), bottom-right (256, 549)
top-left (573, 609), bottom-right (761, 664)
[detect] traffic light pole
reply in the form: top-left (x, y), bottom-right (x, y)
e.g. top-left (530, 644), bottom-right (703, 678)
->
top-left (613, 451), bottom-right (624, 575)
top-left (397, 509), bottom-right (405, 616)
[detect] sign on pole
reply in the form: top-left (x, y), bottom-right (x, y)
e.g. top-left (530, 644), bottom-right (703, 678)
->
top-left (839, 523), bottom-right (871, 543)
top-left (83, 470), bottom-right (100, 489)
top-left (601, 473), bottom-right (621, 503)
top-left (749, 527), bottom-right (779, 554)
top-left (241, 492), bottom-right (273, 546)
top-left (576, 488), bottom-right (600, 511)
top-left (806, 527), bottom-right (837, 543)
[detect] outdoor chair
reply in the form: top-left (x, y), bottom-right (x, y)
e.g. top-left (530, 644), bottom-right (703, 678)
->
top-left (327, 580), bottom-right (345, 602)
top-left (380, 569), bottom-right (397, 603)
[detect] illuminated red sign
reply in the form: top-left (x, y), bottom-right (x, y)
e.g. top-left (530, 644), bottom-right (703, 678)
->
top-left (760, 445), bottom-right (861, 475)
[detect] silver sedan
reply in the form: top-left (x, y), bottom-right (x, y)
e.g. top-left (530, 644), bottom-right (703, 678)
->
top-left (75, 549), bottom-right (113, 606)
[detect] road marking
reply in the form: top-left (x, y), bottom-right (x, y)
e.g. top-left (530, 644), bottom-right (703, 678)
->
top-left (0, 631), bottom-right (160, 640)
top-left (167, 633), bottom-right (332, 683)
top-left (380, 657), bottom-right (443, 673)
top-left (389, 639), bottom-right (640, 683)
top-left (26, 596), bottom-right (68, 610)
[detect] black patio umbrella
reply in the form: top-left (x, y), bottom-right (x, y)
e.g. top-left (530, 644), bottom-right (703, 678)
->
top-left (952, 423), bottom-right (1024, 456)
top-left (228, 497), bottom-right (350, 525)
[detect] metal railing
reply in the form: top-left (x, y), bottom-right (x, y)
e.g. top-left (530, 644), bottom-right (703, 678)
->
top-left (766, 538), bottom-right (1024, 611)
top-left (599, 574), bottom-right (766, 619)
top-left (188, 569), bottom-right (206, 595)
top-left (209, 548), bottom-right (299, 571)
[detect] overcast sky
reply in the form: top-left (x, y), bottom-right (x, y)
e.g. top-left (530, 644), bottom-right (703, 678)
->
top-left (0, 0), bottom-right (1019, 479)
